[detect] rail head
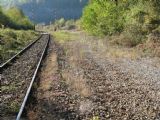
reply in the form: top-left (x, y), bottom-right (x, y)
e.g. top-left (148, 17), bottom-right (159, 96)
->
top-left (16, 34), bottom-right (50, 120)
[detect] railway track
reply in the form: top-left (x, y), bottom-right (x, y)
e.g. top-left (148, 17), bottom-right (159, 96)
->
top-left (0, 33), bottom-right (50, 120)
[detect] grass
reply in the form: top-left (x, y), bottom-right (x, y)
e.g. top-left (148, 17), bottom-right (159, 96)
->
top-left (9, 101), bottom-right (20, 113)
top-left (53, 29), bottom-right (160, 59)
top-left (52, 30), bottom-right (140, 59)
top-left (52, 30), bottom-right (77, 43)
top-left (46, 22), bottom-right (160, 59)
top-left (52, 30), bottom-right (92, 98)
top-left (1, 85), bottom-right (17, 92)
top-left (63, 71), bottom-right (91, 97)
top-left (0, 28), bottom-right (38, 63)
top-left (105, 46), bottom-right (138, 59)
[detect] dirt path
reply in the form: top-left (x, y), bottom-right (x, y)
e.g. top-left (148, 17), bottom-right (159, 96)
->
top-left (26, 32), bottom-right (160, 120)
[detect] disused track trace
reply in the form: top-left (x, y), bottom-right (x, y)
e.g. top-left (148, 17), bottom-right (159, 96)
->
top-left (0, 33), bottom-right (50, 120)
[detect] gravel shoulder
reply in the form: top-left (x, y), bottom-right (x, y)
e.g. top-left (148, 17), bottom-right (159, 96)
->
top-left (59, 30), bottom-right (160, 119)
top-left (23, 31), bottom-right (160, 119)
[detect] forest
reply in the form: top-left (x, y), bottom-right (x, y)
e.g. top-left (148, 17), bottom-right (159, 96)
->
top-left (81, 0), bottom-right (160, 46)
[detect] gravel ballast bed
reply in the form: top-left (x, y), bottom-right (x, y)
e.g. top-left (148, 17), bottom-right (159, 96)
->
top-left (0, 34), bottom-right (48, 117)
top-left (79, 55), bottom-right (160, 119)
top-left (59, 37), bottom-right (160, 119)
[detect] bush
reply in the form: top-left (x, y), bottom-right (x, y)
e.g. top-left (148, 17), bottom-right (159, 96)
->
top-left (53, 18), bottom-right (76, 30)
top-left (0, 6), bottom-right (12, 28)
top-left (81, 0), bottom-right (160, 46)
top-left (54, 18), bottom-right (65, 29)
top-left (123, 24), bottom-right (146, 46)
top-left (65, 20), bottom-right (76, 30)
top-left (81, 1), bottom-right (124, 36)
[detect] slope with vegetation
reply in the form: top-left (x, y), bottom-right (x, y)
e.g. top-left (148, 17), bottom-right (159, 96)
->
top-left (81, 0), bottom-right (160, 51)
top-left (0, 6), bottom-right (34, 29)
top-left (0, 29), bottom-right (38, 64)
top-left (0, 6), bottom-right (37, 64)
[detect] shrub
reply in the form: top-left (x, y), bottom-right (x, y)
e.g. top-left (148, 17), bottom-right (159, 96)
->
top-left (54, 18), bottom-right (65, 29)
top-left (123, 24), bottom-right (146, 46)
top-left (65, 20), bottom-right (76, 30)
top-left (81, 1), bottom-right (124, 36)
top-left (81, 0), bottom-right (160, 46)
top-left (53, 18), bottom-right (76, 30)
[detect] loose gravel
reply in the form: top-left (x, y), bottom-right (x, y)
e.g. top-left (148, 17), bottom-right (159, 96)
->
top-left (79, 55), bottom-right (160, 119)
top-left (59, 34), bottom-right (160, 120)
top-left (19, 31), bottom-right (160, 120)
top-left (0, 34), bottom-right (49, 118)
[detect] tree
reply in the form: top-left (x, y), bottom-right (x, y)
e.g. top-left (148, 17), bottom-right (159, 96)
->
top-left (81, 0), bottom-right (160, 36)
top-left (4, 7), bottom-right (34, 29)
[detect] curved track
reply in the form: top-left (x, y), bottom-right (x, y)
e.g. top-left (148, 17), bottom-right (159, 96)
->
top-left (0, 34), bottom-right (50, 120)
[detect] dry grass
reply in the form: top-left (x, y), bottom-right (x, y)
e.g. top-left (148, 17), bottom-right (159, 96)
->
top-left (52, 30), bottom-right (77, 44)
top-left (27, 111), bottom-right (38, 120)
top-left (72, 31), bottom-right (139, 59)
top-left (140, 41), bottom-right (160, 57)
top-left (105, 46), bottom-right (138, 59)
top-left (51, 30), bottom-right (160, 62)
top-left (38, 53), bottom-right (58, 92)
top-left (55, 31), bottom-right (93, 98)
top-left (63, 71), bottom-right (92, 97)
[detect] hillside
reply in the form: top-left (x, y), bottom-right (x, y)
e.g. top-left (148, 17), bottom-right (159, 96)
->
top-left (0, 0), bottom-right (88, 24)
top-left (0, 6), bottom-right (34, 29)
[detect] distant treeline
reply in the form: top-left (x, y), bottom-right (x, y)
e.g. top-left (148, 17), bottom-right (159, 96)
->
top-left (0, 6), bottom-right (34, 29)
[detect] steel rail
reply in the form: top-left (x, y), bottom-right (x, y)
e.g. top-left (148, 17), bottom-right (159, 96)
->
top-left (16, 34), bottom-right (50, 120)
top-left (0, 34), bottom-right (43, 69)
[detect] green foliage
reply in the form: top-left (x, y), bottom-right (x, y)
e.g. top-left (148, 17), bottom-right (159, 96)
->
top-left (53, 18), bottom-right (76, 30)
top-left (4, 7), bottom-right (34, 29)
top-left (65, 20), bottom-right (76, 30)
top-left (0, 6), bottom-right (34, 29)
top-left (81, 1), bottom-right (124, 36)
top-left (54, 18), bottom-right (66, 29)
top-left (115, 24), bottom-right (146, 47)
top-left (0, 6), bottom-right (11, 27)
top-left (81, 0), bottom-right (160, 46)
